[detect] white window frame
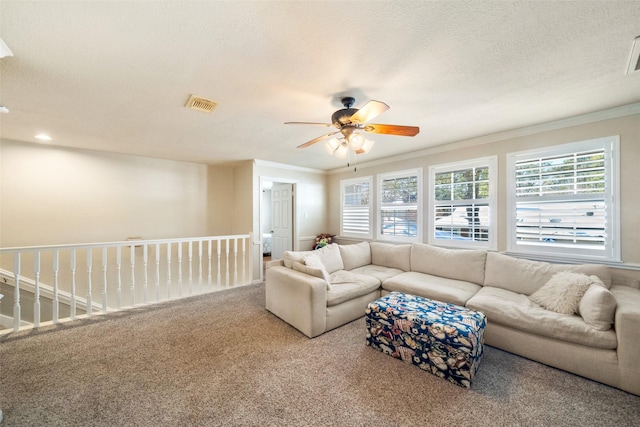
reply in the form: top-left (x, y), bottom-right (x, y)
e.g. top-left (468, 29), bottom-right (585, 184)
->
top-left (376, 168), bottom-right (423, 243)
top-left (428, 156), bottom-right (497, 250)
top-left (340, 176), bottom-right (373, 239)
top-left (506, 136), bottom-right (620, 263)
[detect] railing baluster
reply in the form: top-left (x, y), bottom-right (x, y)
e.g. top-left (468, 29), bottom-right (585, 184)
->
top-left (207, 240), bottom-right (212, 290)
top-left (188, 241), bottom-right (193, 295)
top-left (177, 243), bottom-right (183, 297)
top-left (53, 250), bottom-right (60, 323)
top-left (70, 249), bottom-right (77, 320)
top-left (198, 240), bottom-right (203, 294)
top-left (233, 238), bottom-right (238, 286)
top-left (86, 248), bottom-right (92, 317)
top-left (143, 244), bottom-right (149, 304)
top-left (33, 251), bottom-right (41, 327)
top-left (116, 246), bottom-right (122, 309)
top-left (166, 242), bottom-right (172, 299)
top-left (155, 243), bottom-right (160, 302)
top-left (217, 240), bottom-right (221, 287)
top-left (13, 253), bottom-right (21, 331)
top-left (102, 248), bottom-right (108, 313)
top-left (129, 245), bottom-right (136, 307)
top-left (242, 237), bottom-right (246, 285)
top-left (225, 238), bottom-right (230, 287)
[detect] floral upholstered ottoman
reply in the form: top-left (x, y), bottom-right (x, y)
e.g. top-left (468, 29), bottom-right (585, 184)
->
top-left (365, 292), bottom-right (486, 388)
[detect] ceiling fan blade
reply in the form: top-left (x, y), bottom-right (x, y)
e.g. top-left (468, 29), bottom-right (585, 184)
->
top-left (296, 131), bottom-right (340, 149)
top-left (363, 123), bottom-right (420, 137)
top-left (349, 100), bottom-right (389, 124)
top-left (285, 122), bottom-right (333, 127)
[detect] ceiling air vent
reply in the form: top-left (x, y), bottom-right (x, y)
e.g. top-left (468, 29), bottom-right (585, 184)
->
top-left (626, 36), bottom-right (640, 75)
top-left (185, 95), bottom-right (218, 114)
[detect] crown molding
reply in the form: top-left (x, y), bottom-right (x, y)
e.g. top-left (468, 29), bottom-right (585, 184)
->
top-left (328, 102), bottom-right (640, 174)
top-left (254, 159), bottom-right (325, 175)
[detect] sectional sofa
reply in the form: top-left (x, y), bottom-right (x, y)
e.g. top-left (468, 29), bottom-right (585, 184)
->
top-left (265, 241), bottom-right (640, 396)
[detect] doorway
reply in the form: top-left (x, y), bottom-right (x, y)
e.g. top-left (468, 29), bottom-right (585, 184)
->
top-left (261, 178), bottom-right (295, 261)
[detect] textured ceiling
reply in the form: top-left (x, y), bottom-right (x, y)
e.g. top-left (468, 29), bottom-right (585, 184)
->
top-left (1, 1), bottom-right (639, 171)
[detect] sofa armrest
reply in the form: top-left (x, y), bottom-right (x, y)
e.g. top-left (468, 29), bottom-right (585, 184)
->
top-left (265, 265), bottom-right (327, 338)
top-left (265, 259), bottom-right (284, 269)
top-left (611, 285), bottom-right (640, 393)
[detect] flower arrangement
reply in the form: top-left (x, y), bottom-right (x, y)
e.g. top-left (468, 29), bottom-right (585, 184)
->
top-left (314, 233), bottom-right (335, 250)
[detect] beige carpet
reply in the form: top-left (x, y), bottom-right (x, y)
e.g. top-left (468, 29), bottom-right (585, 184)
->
top-left (1, 282), bottom-right (639, 426)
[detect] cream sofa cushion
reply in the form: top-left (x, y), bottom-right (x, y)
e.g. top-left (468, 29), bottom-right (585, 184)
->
top-left (312, 243), bottom-right (344, 273)
top-left (326, 271), bottom-right (380, 307)
top-left (370, 242), bottom-right (411, 271)
top-left (349, 265), bottom-right (403, 283)
top-left (466, 286), bottom-right (617, 349)
top-left (382, 271), bottom-right (481, 306)
top-left (283, 250), bottom-right (313, 268)
top-left (483, 252), bottom-right (611, 296)
top-left (292, 261), bottom-right (331, 290)
top-left (579, 283), bottom-right (617, 331)
top-left (410, 243), bottom-right (486, 285)
top-left (339, 241), bottom-right (372, 271)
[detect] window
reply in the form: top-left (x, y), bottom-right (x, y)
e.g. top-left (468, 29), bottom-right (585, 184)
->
top-left (340, 176), bottom-right (373, 239)
top-left (507, 136), bottom-right (620, 262)
top-left (377, 169), bottom-right (422, 242)
top-left (429, 157), bottom-right (497, 249)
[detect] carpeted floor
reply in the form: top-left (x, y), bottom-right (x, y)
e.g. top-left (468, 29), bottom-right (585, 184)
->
top-left (1, 282), bottom-right (639, 426)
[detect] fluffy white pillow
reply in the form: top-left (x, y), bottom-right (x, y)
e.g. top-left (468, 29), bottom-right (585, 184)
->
top-left (529, 272), bottom-right (592, 315)
top-left (578, 283), bottom-right (616, 331)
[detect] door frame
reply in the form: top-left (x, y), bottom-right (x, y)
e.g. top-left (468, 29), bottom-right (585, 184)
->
top-left (259, 176), bottom-right (297, 279)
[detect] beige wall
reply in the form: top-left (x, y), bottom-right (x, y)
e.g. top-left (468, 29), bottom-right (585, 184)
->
top-left (327, 112), bottom-right (640, 285)
top-left (254, 161), bottom-right (328, 246)
top-left (206, 165), bottom-right (235, 235)
top-left (0, 140), bottom-right (210, 247)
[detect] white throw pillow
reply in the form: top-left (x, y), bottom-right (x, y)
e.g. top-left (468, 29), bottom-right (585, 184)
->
top-left (529, 272), bottom-right (592, 315)
top-left (578, 283), bottom-right (616, 331)
top-left (283, 250), bottom-right (313, 268)
top-left (292, 258), bottom-right (331, 290)
top-left (312, 243), bottom-right (344, 274)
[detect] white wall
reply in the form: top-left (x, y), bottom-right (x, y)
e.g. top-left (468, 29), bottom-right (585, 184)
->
top-left (327, 111), bottom-right (640, 286)
top-left (0, 140), bottom-right (209, 247)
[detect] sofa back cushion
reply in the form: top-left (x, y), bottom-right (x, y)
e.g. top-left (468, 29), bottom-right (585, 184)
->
top-left (483, 251), bottom-right (612, 296)
top-left (338, 241), bottom-right (371, 271)
top-left (410, 243), bottom-right (487, 285)
top-left (283, 250), bottom-right (313, 268)
top-left (370, 242), bottom-right (411, 271)
top-left (311, 243), bottom-right (344, 274)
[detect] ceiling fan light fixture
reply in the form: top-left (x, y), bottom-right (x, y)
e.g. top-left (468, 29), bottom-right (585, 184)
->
top-left (349, 132), bottom-right (365, 150)
top-left (334, 142), bottom-right (349, 159)
top-left (627, 36), bottom-right (640, 75)
top-left (0, 38), bottom-right (13, 58)
top-left (361, 139), bottom-right (375, 153)
top-left (323, 138), bottom-right (340, 155)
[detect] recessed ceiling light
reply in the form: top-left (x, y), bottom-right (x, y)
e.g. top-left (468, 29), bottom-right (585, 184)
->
top-left (0, 105), bottom-right (9, 114)
top-left (35, 133), bottom-right (52, 141)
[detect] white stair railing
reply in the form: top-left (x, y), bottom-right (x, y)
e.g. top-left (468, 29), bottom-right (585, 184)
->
top-left (0, 234), bottom-right (253, 334)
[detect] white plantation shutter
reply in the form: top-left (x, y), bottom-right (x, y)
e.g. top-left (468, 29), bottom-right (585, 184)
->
top-left (507, 137), bottom-right (619, 262)
top-left (341, 177), bottom-right (372, 238)
top-left (377, 169), bottom-right (422, 242)
top-left (429, 157), bottom-right (496, 249)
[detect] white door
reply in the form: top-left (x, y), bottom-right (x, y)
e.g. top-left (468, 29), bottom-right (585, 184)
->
top-left (271, 183), bottom-right (293, 259)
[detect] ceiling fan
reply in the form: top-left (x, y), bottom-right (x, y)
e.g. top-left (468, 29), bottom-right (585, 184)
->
top-left (285, 97), bottom-right (420, 156)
